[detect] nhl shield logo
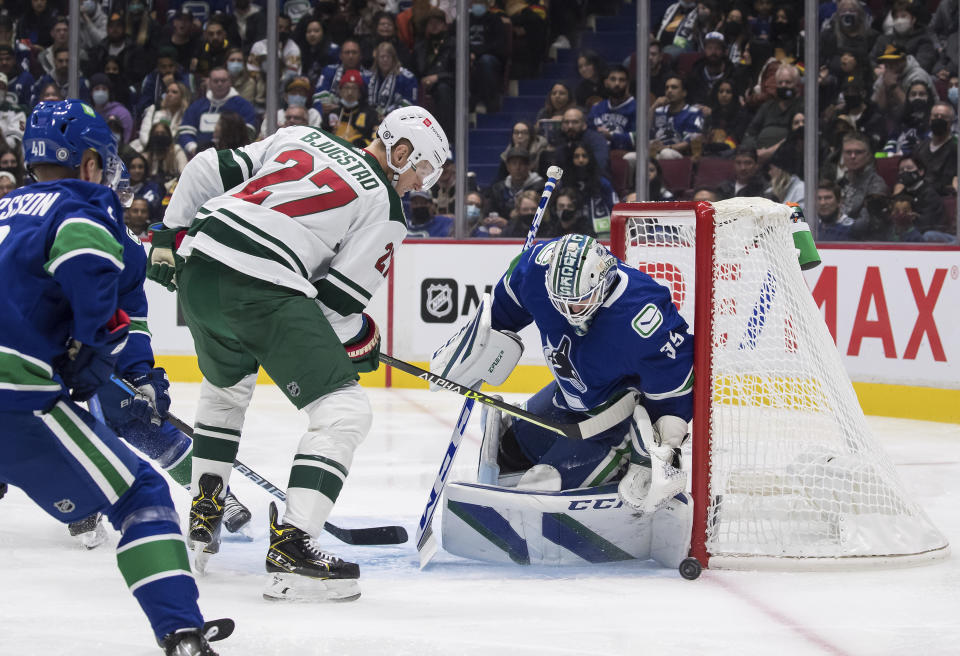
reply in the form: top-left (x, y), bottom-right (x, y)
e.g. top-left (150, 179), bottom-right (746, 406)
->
top-left (286, 381), bottom-right (301, 398)
top-left (54, 498), bottom-right (75, 513)
top-left (421, 278), bottom-right (458, 323)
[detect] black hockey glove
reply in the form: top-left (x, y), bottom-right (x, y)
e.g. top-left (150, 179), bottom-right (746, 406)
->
top-left (55, 309), bottom-right (130, 403)
top-left (344, 313), bottom-right (381, 373)
top-left (147, 223), bottom-right (186, 291)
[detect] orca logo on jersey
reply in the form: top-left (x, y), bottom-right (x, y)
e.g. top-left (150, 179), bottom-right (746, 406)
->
top-left (421, 278), bottom-right (458, 323)
top-left (544, 334), bottom-right (587, 393)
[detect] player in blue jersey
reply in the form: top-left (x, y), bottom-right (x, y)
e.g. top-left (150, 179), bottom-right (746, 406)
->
top-left (480, 234), bottom-right (694, 512)
top-left (0, 100), bottom-right (229, 655)
top-left (67, 185), bottom-right (254, 548)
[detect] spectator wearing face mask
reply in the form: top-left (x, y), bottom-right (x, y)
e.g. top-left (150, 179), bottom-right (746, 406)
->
top-left (326, 69), bottom-right (378, 148)
top-left (143, 121), bottom-right (187, 183)
top-left (464, 191), bottom-right (486, 235)
top-left (870, 2), bottom-right (937, 73)
top-left (541, 187), bottom-right (595, 238)
top-left (486, 147), bottom-right (545, 221)
top-left (259, 76), bottom-right (323, 138)
top-left (405, 190), bottom-right (453, 238)
top-left (820, 0), bottom-right (877, 67)
top-left (89, 73), bottom-right (133, 144)
top-left (224, 47), bottom-right (265, 115)
top-left (834, 81), bottom-right (886, 154)
top-left (743, 64), bottom-right (802, 163)
top-left (883, 81), bottom-right (933, 156)
top-left (912, 102), bottom-right (959, 197)
top-left (890, 155), bottom-right (951, 241)
top-left (871, 44), bottom-right (936, 119)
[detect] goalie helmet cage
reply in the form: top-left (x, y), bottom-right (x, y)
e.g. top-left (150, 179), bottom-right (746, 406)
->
top-left (610, 198), bottom-right (949, 571)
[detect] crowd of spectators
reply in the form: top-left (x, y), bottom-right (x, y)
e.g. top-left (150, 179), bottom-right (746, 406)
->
top-left (0, 1), bottom-right (956, 244)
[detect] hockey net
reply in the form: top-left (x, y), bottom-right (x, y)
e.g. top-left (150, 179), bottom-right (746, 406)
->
top-left (610, 198), bottom-right (949, 570)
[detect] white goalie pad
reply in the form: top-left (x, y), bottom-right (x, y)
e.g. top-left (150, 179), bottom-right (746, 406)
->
top-left (440, 481), bottom-right (692, 568)
top-left (430, 294), bottom-right (523, 390)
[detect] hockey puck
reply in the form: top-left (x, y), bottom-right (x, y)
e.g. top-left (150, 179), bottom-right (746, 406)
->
top-left (678, 557), bottom-right (702, 580)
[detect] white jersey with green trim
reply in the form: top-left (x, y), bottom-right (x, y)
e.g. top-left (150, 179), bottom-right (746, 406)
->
top-left (163, 126), bottom-right (406, 339)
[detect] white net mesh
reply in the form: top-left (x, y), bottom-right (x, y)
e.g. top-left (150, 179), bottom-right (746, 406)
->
top-left (615, 198), bottom-right (948, 566)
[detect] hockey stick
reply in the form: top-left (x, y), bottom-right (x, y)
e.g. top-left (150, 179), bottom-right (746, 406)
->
top-left (110, 376), bottom-right (407, 546)
top-left (414, 166), bottom-right (563, 567)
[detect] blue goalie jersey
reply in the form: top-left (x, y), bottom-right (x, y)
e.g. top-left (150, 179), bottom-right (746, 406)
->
top-left (490, 239), bottom-right (694, 423)
top-left (0, 180), bottom-right (127, 411)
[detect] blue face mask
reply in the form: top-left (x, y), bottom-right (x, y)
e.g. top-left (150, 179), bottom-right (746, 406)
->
top-left (950, 87), bottom-right (959, 106)
top-left (287, 94), bottom-right (307, 107)
top-left (226, 61), bottom-right (245, 76)
top-left (466, 204), bottom-right (481, 221)
top-left (92, 89), bottom-right (109, 106)
top-left (471, 4), bottom-right (487, 17)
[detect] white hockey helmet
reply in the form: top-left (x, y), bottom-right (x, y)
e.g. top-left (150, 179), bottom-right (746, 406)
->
top-left (377, 105), bottom-right (449, 190)
top-left (544, 234), bottom-right (618, 332)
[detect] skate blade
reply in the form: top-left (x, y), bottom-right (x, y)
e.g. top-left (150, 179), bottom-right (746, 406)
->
top-left (192, 541), bottom-right (214, 575)
top-left (222, 523), bottom-right (256, 542)
top-left (72, 523), bottom-right (108, 550)
top-left (263, 572), bottom-right (361, 602)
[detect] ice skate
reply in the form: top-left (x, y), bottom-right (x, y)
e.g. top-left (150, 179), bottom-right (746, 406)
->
top-left (263, 502), bottom-right (360, 602)
top-left (159, 628), bottom-right (218, 656)
top-left (188, 474), bottom-right (225, 573)
top-left (67, 512), bottom-right (107, 549)
top-left (222, 489), bottom-right (252, 537)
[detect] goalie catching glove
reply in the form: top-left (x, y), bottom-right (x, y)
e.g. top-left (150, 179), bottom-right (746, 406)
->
top-left (618, 407), bottom-right (689, 514)
top-left (430, 294), bottom-right (523, 390)
top-left (344, 313), bottom-right (381, 373)
top-left (146, 223), bottom-right (187, 291)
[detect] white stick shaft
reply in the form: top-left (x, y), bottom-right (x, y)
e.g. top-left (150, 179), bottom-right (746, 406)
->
top-left (522, 167), bottom-right (563, 251)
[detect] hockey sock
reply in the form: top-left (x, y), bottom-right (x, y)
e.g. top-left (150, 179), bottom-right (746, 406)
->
top-left (191, 422), bottom-right (240, 490)
top-left (109, 461), bottom-right (202, 640)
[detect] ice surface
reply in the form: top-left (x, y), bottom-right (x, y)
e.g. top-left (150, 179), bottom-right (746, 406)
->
top-left (1, 384), bottom-right (958, 655)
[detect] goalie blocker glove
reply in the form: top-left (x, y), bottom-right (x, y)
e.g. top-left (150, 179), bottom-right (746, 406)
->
top-left (343, 313), bottom-right (381, 373)
top-left (147, 223), bottom-right (187, 291)
top-left (55, 309), bottom-right (130, 402)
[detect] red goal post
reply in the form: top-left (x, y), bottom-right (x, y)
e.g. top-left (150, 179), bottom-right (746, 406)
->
top-left (610, 199), bottom-right (949, 570)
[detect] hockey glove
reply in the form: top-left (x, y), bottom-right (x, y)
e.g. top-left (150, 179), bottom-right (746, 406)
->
top-left (121, 367), bottom-right (172, 426)
top-left (344, 313), bottom-right (381, 373)
top-left (56, 309), bottom-right (131, 403)
top-left (147, 223), bottom-right (187, 291)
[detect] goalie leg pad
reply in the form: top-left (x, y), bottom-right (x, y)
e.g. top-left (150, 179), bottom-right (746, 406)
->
top-left (431, 293), bottom-right (524, 389)
top-left (285, 381), bottom-right (371, 538)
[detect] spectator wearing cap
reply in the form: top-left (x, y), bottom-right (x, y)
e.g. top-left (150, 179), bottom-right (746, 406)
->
top-left (871, 44), bottom-right (936, 118)
top-left (249, 13), bottom-right (302, 83)
top-left (0, 73), bottom-right (25, 151)
top-left (225, 47), bottom-right (264, 114)
top-left (178, 66), bottom-right (258, 157)
top-left (137, 80), bottom-right (190, 150)
top-left (0, 45), bottom-right (33, 108)
top-left (84, 12), bottom-right (129, 80)
top-left (37, 15), bottom-right (68, 79)
top-left (588, 65), bottom-right (636, 152)
top-left (259, 77), bottom-right (323, 138)
top-left (136, 46), bottom-right (193, 122)
top-left (326, 69), bottom-right (378, 148)
top-left (406, 190), bottom-right (453, 238)
top-left (89, 73), bottom-right (134, 143)
top-left (78, 0), bottom-right (108, 73)
top-left (684, 31), bottom-right (734, 108)
top-left (31, 46), bottom-right (90, 107)
top-left (485, 147), bottom-right (546, 219)
top-left (742, 63), bottom-right (802, 163)
top-left (368, 41), bottom-right (418, 120)
top-left (870, 1), bottom-right (937, 73)
top-left (161, 8), bottom-right (201, 73)
top-left (313, 38), bottom-right (372, 117)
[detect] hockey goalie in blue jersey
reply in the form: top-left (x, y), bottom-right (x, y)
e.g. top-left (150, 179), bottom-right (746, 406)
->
top-left (0, 100), bottom-right (230, 655)
top-left (432, 233), bottom-right (695, 567)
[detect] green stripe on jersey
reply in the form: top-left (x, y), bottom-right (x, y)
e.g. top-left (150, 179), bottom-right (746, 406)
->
top-left (217, 208), bottom-right (309, 278)
top-left (197, 215), bottom-right (303, 277)
top-left (116, 536), bottom-right (192, 591)
top-left (217, 149), bottom-right (245, 191)
top-left (327, 267), bottom-right (371, 300)
top-left (45, 219), bottom-right (123, 275)
top-left (0, 348), bottom-right (58, 390)
top-left (314, 278), bottom-right (365, 316)
top-left (128, 318), bottom-right (151, 336)
top-left (234, 148), bottom-right (253, 177)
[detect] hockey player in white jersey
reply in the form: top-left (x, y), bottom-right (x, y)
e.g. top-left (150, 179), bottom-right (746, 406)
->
top-left (147, 106), bottom-right (449, 600)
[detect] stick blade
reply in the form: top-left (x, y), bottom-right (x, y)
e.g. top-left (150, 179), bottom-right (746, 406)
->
top-left (417, 528), bottom-right (439, 569)
top-left (324, 521), bottom-right (408, 546)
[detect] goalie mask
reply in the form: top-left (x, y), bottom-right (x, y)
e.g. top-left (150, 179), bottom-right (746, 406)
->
top-left (545, 234), bottom-right (618, 333)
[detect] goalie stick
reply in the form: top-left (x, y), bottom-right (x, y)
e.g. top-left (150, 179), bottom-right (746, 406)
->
top-left (109, 376), bottom-right (407, 546)
top-left (414, 166), bottom-right (563, 568)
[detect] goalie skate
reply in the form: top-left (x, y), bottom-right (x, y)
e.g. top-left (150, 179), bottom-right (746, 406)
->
top-left (263, 502), bottom-right (360, 602)
top-left (67, 513), bottom-right (107, 549)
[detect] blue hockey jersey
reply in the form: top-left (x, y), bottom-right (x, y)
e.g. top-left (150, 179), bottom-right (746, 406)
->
top-left (0, 180), bottom-right (126, 411)
top-left (587, 96), bottom-right (636, 150)
top-left (490, 239), bottom-right (694, 423)
top-left (651, 103), bottom-right (704, 146)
